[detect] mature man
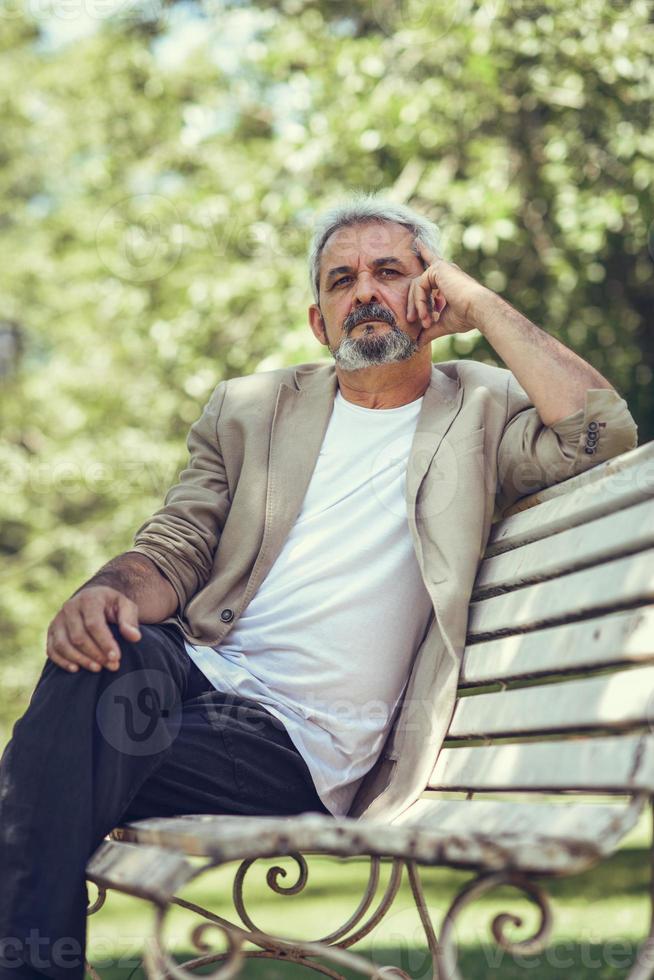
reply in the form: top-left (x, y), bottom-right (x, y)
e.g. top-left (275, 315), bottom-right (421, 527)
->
top-left (0, 195), bottom-right (638, 979)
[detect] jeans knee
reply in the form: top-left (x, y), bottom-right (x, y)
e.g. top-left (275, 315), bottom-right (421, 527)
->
top-left (106, 622), bottom-right (178, 675)
top-left (105, 623), bottom-right (149, 675)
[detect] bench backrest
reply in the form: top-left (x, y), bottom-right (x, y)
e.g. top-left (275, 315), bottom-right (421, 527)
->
top-left (429, 441), bottom-right (654, 799)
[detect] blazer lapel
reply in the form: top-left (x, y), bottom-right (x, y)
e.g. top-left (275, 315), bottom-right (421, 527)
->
top-left (249, 363), bottom-right (338, 591)
top-left (406, 365), bottom-right (464, 518)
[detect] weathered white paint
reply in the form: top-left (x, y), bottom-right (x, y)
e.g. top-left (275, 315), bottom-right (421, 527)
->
top-left (488, 442), bottom-right (654, 556)
top-left (502, 441), bottom-right (654, 518)
top-left (431, 734), bottom-right (654, 792)
top-left (468, 549), bottom-right (654, 639)
top-left (392, 796), bottom-right (643, 872)
top-left (86, 840), bottom-right (194, 903)
top-left (474, 499), bottom-right (654, 598)
top-left (450, 665), bottom-right (654, 738)
top-left (103, 801), bottom-right (641, 876)
top-left (461, 607), bottom-right (654, 685)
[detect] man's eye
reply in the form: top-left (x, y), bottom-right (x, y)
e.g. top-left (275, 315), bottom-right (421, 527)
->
top-left (331, 269), bottom-right (398, 288)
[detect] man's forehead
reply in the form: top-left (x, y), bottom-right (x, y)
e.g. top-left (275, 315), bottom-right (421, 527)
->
top-left (322, 222), bottom-right (415, 263)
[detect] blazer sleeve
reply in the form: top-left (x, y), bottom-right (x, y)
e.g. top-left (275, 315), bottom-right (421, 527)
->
top-left (129, 382), bottom-right (230, 613)
top-left (496, 376), bottom-right (638, 514)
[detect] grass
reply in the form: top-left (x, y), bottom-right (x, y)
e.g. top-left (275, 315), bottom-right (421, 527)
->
top-left (86, 808), bottom-right (653, 979)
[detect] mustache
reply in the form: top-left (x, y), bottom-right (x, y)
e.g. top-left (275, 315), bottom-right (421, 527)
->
top-left (343, 303), bottom-right (397, 335)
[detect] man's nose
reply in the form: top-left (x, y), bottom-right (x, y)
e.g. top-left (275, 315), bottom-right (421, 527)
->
top-left (354, 273), bottom-right (379, 305)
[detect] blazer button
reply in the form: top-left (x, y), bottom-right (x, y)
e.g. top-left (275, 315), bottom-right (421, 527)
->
top-left (220, 608), bottom-right (234, 624)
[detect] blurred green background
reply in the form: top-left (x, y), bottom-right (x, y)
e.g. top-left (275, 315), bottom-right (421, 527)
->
top-left (1, 0), bottom-right (653, 738)
top-left (1, 2), bottom-right (653, 976)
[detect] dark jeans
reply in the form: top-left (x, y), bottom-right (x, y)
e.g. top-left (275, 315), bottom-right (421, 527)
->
top-left (0, 622), bottom-right (329, 980)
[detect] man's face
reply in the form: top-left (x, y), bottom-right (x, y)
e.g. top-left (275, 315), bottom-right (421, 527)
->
top-left (308, 221), bottom-right (428, 371)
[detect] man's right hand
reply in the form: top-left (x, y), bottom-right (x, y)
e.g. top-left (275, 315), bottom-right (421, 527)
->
top-left (46, 586), bottom-right (142, 674)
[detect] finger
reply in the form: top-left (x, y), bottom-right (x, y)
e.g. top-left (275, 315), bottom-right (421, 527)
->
top-left (48, 626), bottom-right (103, 673)
top-left (120, 621), bottom-right (142, 641)
top-left (433, 291), bottom-right (447, 317)
top-left (80, 607), bottom-right (123, 669)
top-left (415, 286), bottom-right (432, 329)
top-left (114, 595), bottom-right (142, 643)
top-left (411, 278), bottom-right (425, 322)
top-left (47, 647), bottom-right (79, 674)
top-left (409, 276), bottom-right (425, 324)
top-left (62, 607), bottom-right (110, 668)
top-left (407, 281), bottom-right (416, 322)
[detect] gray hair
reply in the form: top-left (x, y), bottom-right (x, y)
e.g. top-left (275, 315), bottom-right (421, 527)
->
top-left (308, 192), bottom-right (443, 304)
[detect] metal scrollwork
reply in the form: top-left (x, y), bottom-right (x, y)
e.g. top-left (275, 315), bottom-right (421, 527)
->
top-left (142, 854), bottom-right (410, 979)
top-left (233, 853), bottom-right (309, 930)
top-left (147, 898), bottom-right (410, 979)
top-left (232, 853), bottom-right (404, 949)
top-left (407, 862), bottom-right (553, 980)
top-left (145, 909), bottom-right (244, 980)
top-left (86, 883), bottom-right (107, 916)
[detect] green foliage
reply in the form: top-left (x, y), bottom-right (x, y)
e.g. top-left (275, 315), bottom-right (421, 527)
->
top-left (1, 0), bottom-right (653, 732)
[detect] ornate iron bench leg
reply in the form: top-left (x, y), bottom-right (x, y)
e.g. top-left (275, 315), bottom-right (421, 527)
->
top-left (406, 805), bottom-right (654, 980)
top-left (406, 862), bottom-right (553, 980)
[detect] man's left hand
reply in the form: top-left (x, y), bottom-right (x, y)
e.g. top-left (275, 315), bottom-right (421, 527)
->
top-left (407, 246), bottom-right (490, 348)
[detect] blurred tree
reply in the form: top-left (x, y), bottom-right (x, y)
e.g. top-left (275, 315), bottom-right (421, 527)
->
top-left (0, 0), bottom-right (652, 736)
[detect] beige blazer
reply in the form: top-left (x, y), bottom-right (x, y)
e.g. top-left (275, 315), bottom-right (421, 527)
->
top-left (131, 359), bottom-right (637, 822)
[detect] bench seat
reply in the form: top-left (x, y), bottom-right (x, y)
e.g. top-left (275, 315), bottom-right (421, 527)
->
top-left (87, 794), bottom-right (644, 893)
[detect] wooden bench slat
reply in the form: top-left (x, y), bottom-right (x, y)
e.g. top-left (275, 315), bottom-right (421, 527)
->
top-left (488, 442), bottom-right (654, 557)
top-left (503, 441), bottom-right (654, 517)
top-left (468, 549), bottom-right (654, 639)
top-left (86, 840), bottom-right (195, 903)
top-left (450, 665), bottom-right (654, 739)
top-left (112, 810), bottom-right (545, 869)
top-left (461, 607), bottom-right (654, 686)
top-left (391, 797), bottom-right (643, 874)
top-left (474, 499), bottom-right (654, 599)
top-left (431, 734), bottom-right (654, 793)
top-left (107, 798), bottom-right (641, 877)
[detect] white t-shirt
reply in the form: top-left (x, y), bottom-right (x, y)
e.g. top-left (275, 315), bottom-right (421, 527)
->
top-left (185, 389), bottom-right (434, 815)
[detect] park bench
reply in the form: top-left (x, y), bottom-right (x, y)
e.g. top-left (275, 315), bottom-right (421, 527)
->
top-left (86, 438), bottom-right (654, 979)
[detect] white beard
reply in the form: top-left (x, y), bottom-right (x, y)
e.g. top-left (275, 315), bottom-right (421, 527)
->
top-left (330, 326), bottom-right (418, 372)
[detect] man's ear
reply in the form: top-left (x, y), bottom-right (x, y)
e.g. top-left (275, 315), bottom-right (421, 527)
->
top-left (308, 304), bottom-right (328, 346)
